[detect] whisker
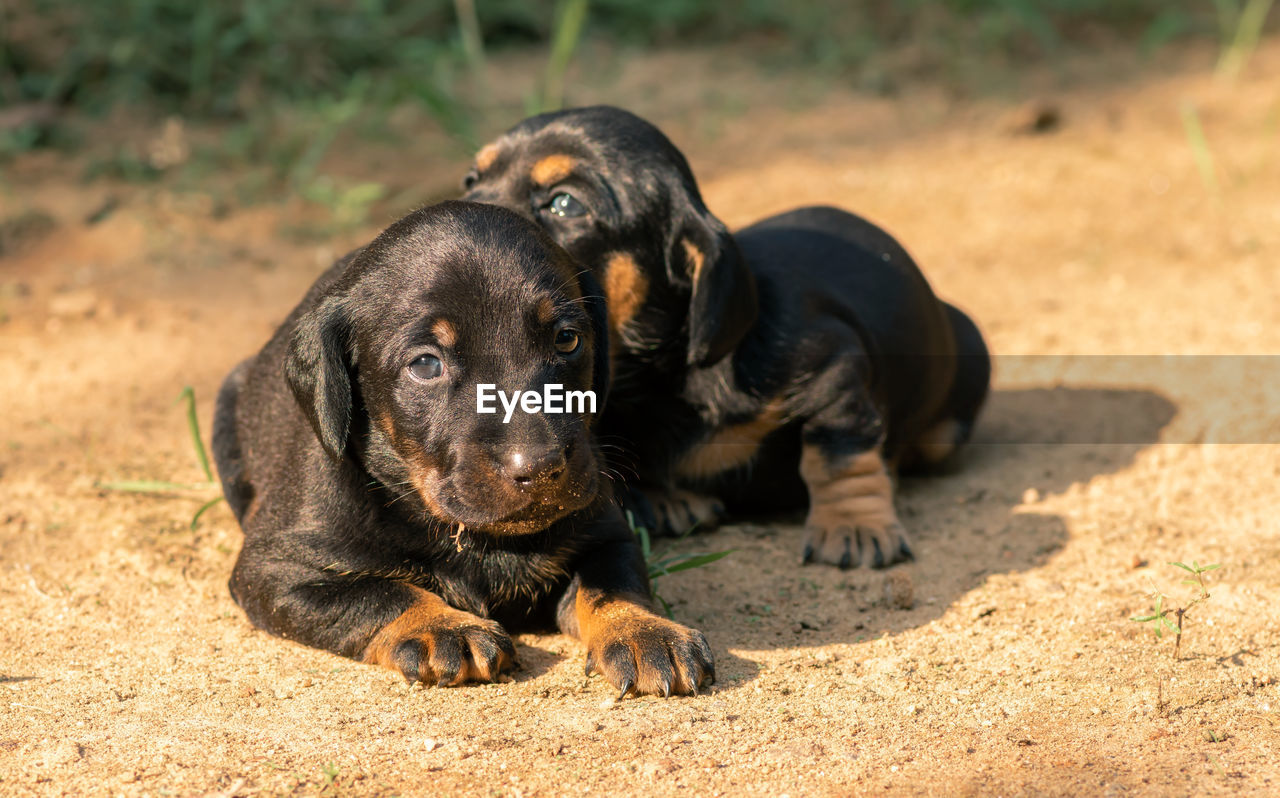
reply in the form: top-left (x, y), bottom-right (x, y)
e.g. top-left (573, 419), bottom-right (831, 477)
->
top-left (383, 486), bottom-right (419, 508)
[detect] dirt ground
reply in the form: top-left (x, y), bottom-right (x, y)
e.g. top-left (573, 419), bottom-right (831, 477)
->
top-left (2, 39), bottom-right (1278, 797)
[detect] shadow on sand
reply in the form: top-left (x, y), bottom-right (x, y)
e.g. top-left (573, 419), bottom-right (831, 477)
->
top-left (652, 386), bottom-right (1177, 686)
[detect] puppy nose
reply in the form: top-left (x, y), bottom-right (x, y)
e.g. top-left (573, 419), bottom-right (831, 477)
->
top-left (502, 447), bottom-right (567, 488)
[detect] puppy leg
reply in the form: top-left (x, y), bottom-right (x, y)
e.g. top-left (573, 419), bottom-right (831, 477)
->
top-left (621, 484), bottom-right (726, 537)
top-left (558, 531), bottom-right (714, 697)
top-left (799, 439), bottom-right (913, 570)
top-left (230, 553), bottom-right (515, 685)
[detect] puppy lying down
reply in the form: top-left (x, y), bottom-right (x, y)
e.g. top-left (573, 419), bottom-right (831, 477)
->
top-left (212, 201), bottom-right (713, 697)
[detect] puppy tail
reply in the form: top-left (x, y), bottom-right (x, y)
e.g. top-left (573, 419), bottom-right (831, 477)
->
top-left (212, 359), bottom-right (254, 522)
top-left (941, 302), bottom-right (991, 447)
top-left (901, 303), bottom-right (991, 472)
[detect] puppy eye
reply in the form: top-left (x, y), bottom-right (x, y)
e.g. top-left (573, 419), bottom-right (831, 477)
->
top-left (547, 192), bottom-right (586, 218)
top-left (554, 328), bottom-right (581, 355)
top-left (407, 354), bottom-right (444, 381)
top-left (462, 169), bottom-right (479, 190)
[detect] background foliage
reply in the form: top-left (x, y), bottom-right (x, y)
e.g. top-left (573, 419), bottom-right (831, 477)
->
top-left (0, 0), bottom-right (1234, 118)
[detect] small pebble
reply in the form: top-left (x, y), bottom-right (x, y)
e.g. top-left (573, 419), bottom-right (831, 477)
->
top-left (883, 570), bottom-right (915, 610)
top-left (642, 758), bottom-right (680, 777)
top-left (1002, 101), bottom-right (1063, 135)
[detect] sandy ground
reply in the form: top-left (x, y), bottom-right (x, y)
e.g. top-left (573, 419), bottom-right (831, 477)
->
top-left (2, 39), bottom-right (1278, 796)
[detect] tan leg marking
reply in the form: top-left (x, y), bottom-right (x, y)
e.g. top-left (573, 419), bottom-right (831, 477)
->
top-left (363, 587), bottom-right (515, 685)
top-left (675, 401), bottom-right (786, 482)
top-left (573, 588), bottom-right (714, 697)
top-left (800, 446), bottom-right (912, 569)
top-left (474, 142), bottom-right (501, 173)
top-left (530, 154), bottom-right (577, 185)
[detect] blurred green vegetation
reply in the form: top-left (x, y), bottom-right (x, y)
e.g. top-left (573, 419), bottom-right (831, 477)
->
top-left (0, 0), bottom-right (1246, 118)
top-left (1, 0), bottom-right (1271, 228)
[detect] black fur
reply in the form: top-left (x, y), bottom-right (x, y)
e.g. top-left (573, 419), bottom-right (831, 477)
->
top-left (212, 201), bottom-right (712, 693)
top-left (463, 107), bottom-right (991, 566)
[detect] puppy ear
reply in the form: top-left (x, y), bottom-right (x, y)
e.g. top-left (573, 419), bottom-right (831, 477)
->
top-left (284, 294), bottom-right (354, 459)
top-left (675, 209), bottom-right (758, 367)
top-left (578, 268), bottom-right (611, 409)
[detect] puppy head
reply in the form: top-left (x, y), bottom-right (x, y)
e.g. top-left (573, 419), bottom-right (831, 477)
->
top-left (285, 201), bottom-right (610, 535)
top-left (461, 105), bottom-right (757, 370)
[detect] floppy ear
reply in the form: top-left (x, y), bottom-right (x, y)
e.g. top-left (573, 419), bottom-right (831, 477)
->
top-left (578, 268), bottom-right (611, 410)
top-left (284, 294), bottom-right (354, 459)
top-left (674, 209), bottom-right (758, 367)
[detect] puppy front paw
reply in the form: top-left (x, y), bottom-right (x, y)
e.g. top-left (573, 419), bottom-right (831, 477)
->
top-left (802, 519), bottom-right (913, 569)
top-left (364, 594), bottom-right (516, 686)
top-left (622, 486), bottom-right (725, 537)
top-left (800, 444), bottom-right (913, 569)
top-left (584, 605), bottom-right (715, 697)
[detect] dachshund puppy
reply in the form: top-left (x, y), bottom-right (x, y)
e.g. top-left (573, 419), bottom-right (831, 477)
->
top-left (462, 107), bottom-right (991, 569)
top-left (212, 201), bottom-right (713, 696)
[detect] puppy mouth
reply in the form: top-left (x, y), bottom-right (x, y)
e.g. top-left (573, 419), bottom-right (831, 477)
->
top-left (417, 468), bottom-right (600, 536)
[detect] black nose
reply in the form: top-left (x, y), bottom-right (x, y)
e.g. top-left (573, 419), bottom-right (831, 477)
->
top-left (501, 446), bottom-right (567, 489)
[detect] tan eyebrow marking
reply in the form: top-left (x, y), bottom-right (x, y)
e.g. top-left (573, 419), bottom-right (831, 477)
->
top-left (535, 296), bottom-right (558, 326)
top-left (530, 154), bottom-right (578, 185)
top-left (475, 142), bottom-right (501, 172)
top-left (431, 319), bottom-right (458, 348)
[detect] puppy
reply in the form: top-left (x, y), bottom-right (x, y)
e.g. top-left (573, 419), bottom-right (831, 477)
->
top-left (462, 107), bottom-right (991, 569)
top-left (212, 201), bottom-right (713, 696)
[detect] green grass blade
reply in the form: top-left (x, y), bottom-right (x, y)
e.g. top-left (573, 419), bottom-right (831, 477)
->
top-left (627, 510), bottom-right (653, 559)
top-left (97, 479), bottom-right (216, 493)
top-left (648, 554), bottom-right (685, 571)
top-left (655, 593), bottom-right (674, 619)
top-left (1178, 102), bottom-right (1219, 194)
top-left (541, 0), bottom-right (590, 112)
top-left (1216, 0), bottom-right (1276, 81)
top-left (654, 550), bottom-right (734, 575)
top-left (453, 0), bottom-right (488, 83)
top-left (1169, 561), bottom-right (1195, 573)
top-left (1200, 563), bottom-right (1221, 572)
top-left (1213, 0), bottom-right (1242, 42)
top-left (190, 496), bottom-right (225, 531)
top-left (178, 386), bottom-right (215, 482)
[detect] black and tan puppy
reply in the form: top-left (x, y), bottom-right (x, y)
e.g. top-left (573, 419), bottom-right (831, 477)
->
top-left (212, 201), bottom-right (712, 696)
top-left (462, 107), bottom-right (991, 569)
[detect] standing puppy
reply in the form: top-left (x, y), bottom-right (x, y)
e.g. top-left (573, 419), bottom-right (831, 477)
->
top-left (213, 201), bottom-right (712, 696)
top-left (462, 107), bottom-right (990, 569)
